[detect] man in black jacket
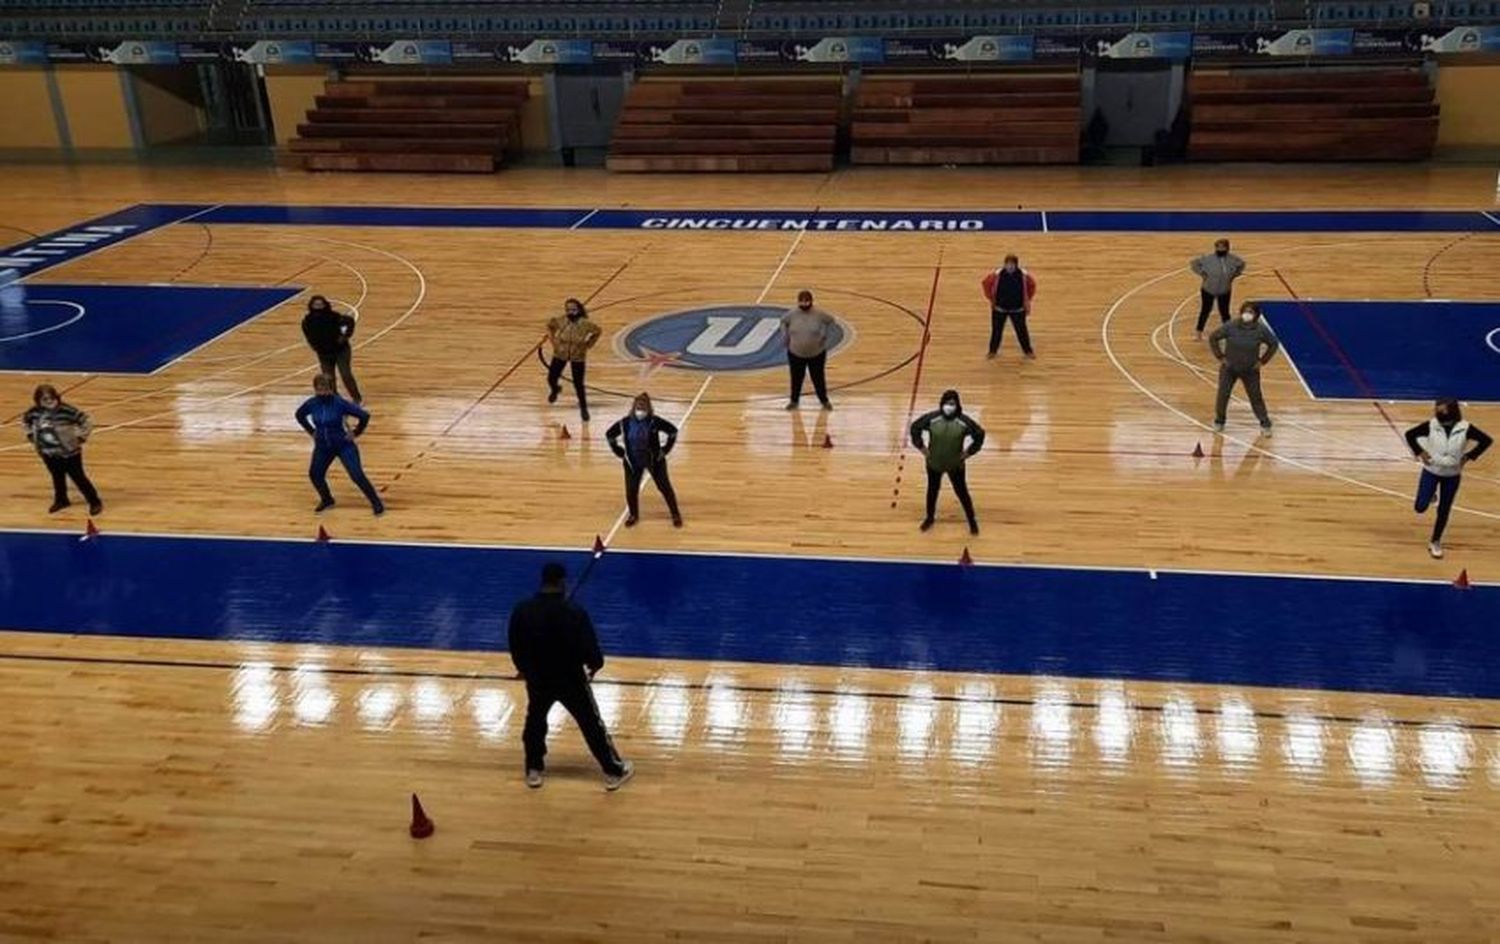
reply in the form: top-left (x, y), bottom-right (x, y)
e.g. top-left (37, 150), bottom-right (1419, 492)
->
top-left (508, 563), bottom-right (634, 791)
top-left (300, 294), bottom-right (363, 403)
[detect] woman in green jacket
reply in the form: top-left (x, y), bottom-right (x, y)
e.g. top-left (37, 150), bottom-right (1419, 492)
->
top-left (909, 389), bottom-right (985, 535)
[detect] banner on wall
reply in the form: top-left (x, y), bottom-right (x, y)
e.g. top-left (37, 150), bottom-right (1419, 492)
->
top-left (1251, 28), bottom-right (1353, 55)
top-left (0, 41), bottom-right (48, 65)
top-left (230, 39), bottom-right (316, 64)
top-left (503, 39), bottom-right (592, 64)
top-left (94, 41), bottom-right (180, 64)
top-left (644, 38), bottom-right (736, 65)
top-left (792, 37), bottom-right (885, 63)
top-left (362, 40), bottom-right (451, 65)
top-left (1092, 31), bottom-right (1193, 59)
top-left (928, 35), bottom-right (1036, 62)
top-left (1419, 25), bottom-right (1500, 52)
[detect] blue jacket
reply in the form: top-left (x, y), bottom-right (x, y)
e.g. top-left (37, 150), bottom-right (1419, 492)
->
top-left (295, 394), bottom-right (369, 449)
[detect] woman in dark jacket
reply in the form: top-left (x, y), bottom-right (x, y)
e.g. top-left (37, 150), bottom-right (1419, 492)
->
top-left (22, 383), bottom-right (103, 515)
top-left (294, 373), bottom-right (384, 515)
top-left (909, 388), bottom-right (985, 535)
top-left (300, 294), bottom-right (362, 404)
top-left (605, 392), bottom-right (682, 527)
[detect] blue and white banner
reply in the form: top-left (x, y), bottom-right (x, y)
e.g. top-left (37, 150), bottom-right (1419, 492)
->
top-left (645, 38), bottom-right (736, 65)
top-left (1420, 25), bottom-right (1500, 52)
top-left (363, 40), bottom-right (451, 65)
top-left (0, 41), bottom-right (48, 65)
top-left (93, 41), bottom-right (180, 65)
top-left (1253, 28), bottom-right (1353, 56)
top-left (503, 39), bottom-right (592, 64)
top-left (936, 35), bottom-right (1036, 62)
top-left (230, 39), bottom-right (316, 64)
top-left (791, 36), bottom-right (885, 63)
top-left (1093, 31), bottom-right (1193, 59)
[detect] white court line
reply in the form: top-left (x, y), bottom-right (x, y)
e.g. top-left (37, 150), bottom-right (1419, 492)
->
top-left (0, 300), bottom-right (85, 343)
top-left (1482, 211), bottom-right (1500, 228)
top-left (569, 208), bottom-right (600, 231)
top-left (755, 224), bottom-right (811, 304)
top-left (1100, 254), bottom-right (1500, 523)
top-left (4, 522), bottom-right (1479, 587)
top-left (1041, 210), bottom-right (1049, 234)
top-left (600, 373), bottom-right (714, 550)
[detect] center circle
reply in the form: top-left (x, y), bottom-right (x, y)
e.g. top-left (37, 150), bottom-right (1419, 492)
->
top-left (618, 303), bottom-right (849, 372)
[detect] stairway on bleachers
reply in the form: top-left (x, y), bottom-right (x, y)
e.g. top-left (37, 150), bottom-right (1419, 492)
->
top-left (607, 78), bottom-right (840, 172)
top-left (851, 74), bottom-right (1082, 165)
top-left (1188, 66), bottom-right (1438, 161)
top-left (286, 79), bottom-right (527, 173)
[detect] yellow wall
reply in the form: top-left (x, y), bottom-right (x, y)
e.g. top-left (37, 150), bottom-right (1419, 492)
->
top-left (264, 66), bottom-right (328, 146)
top-left (131, 67), bottom-right (205, 145)
top-left (54, 66), bottom-right (132, 148)
top-left (1436, 61), bottom-right (1500, 151)
top-left (0, 68), bottom-right (61, 148)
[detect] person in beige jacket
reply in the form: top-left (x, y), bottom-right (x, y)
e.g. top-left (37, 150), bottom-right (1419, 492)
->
top-left (546, 298), bottom-right (602, 422)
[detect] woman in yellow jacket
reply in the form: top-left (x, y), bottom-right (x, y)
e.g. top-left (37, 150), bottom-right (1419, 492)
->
top-left (546, 298), bottom-right (602, 422)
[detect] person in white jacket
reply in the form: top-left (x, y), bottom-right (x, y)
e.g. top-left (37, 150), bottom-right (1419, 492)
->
top-left (1404, 398), bottom-right (1492, 559)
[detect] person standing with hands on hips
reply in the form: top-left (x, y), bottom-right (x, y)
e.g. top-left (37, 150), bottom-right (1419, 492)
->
top-left (781, 289), bottom-right (836, 411)
top-left (605, 392), bottom-right (683, 528)
top-left (909, 389), bottom-right (986, 535)
top-left (546, 298), bottom-right (602, 423)
top-left (295, 373), bottom-right (384, 516)
top-left (981, 254), bottom-right (1037, 360)
top-left (1209, 302), bottom-right (1278, 437)
top-left (1191, 238), bottom-right (1246, 339)
top-left (1404, 398), bottom-right (1492, 559)
top-left (300, 295), bottom-right (362, 404)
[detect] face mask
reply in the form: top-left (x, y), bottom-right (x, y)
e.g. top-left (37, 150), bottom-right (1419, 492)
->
top-left (1438, 410), bottom-right (1454, 422)
top-left (1240, 312), bottom-right (1255, 323)
top-left (798, 302), bottom-right (812, 311)
top-left (633, 409), bottom-right (648, 421)
top-left (567, 311), bottom-right (581, 320)
top-left (1216, 249), bottom-right (1229, 257)
top-left (941, 403), bottom-right (957, 417)
top-left (1004, 263), bottom-right (1017, 272)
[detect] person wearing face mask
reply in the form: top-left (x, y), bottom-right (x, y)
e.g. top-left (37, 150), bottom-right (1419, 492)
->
top-left (780, 289), bottom-right (836, 411)
top-left (294, 373), bottom-right (384, 516)
top-left (22, 383), bottom-right (103, 516)
top-left (1209, 302), bottom-right (1279, 437)
top-left (1404, 398), bottom-right (1492, 559)
top-left (1190, 238), bottom-right (1246, 340)
top-left (605, 392), bottom-right (682, 527)
top-left (981, 254), bottom-right (1037, 360)
top-left (909, 389), bottom-right (985, 535)
top-left (299, 294), bottom-right (362, 404)
top-left (546, 298), bottom-right (602, 423)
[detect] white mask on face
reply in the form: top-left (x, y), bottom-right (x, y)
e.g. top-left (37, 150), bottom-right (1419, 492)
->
top-left (633, 409), bottom-right (648, 421)
top-left (1240, 311), bottom-right (1255, 323)
top-left (941, 403), bottom-right (957, 417)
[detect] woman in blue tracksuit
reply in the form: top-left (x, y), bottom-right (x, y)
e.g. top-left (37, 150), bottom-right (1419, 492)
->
top-left (294, 373), bottom-right (384, 515)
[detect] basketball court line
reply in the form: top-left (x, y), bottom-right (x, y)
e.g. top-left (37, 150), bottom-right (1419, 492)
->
top-left (1483, 210), bottom-right (1500, 228)
top-left (890, 253), bottom-right (945, 511)
top-left (0, 647), bottom-right (1495, 735)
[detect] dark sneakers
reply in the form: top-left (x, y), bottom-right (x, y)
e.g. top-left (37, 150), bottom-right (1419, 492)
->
top-left (315, 498), bottom-right (336, 513)
top-left (88, 500), bottom-right (103, 516)
top-left (48, 500), bottom-right (70, 514)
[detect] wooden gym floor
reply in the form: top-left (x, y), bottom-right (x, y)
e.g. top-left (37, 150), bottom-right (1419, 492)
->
top-left (1, 162), bottom-right (1499, 941)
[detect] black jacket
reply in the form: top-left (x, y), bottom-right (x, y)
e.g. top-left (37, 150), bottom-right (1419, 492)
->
top-left (301, 310), bottom-right (357, 357)
top-left (507, 591), bottom-right (604, 686)
top-left (605, 413), bottom-right (678, 469)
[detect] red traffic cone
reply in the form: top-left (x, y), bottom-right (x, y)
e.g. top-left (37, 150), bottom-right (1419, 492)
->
top-left (593, 534), bottom-right (606, 556)
top-left (409, 793), bottom-right (434, 839)
top-left (559, 424), bottom-right (572, 440)
top-left (316, 525), bottom-right (331, 543)
top-left (81, 518), bottom-right (100, 541)
top-left (959, 547), bottom-right (974, 566)
top-left (1454, 569), bottom-right (1472, 590)
top-left (1191, 442), bottom-right (1205, 459)
top-left (821, 434), bottom-right (834, 449)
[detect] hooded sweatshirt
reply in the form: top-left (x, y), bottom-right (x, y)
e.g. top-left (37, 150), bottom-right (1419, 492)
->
top-left (909, 390), bottom-right (986, 473)
top-left (1210, 315), bottom-right (1279, 372)
top-left (1190, 251), bottom-right (1246, 296)
top-left (301, 307), bottom-right (357, 358)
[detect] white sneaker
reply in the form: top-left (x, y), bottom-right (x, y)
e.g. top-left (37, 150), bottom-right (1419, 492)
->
top-left (1429, 542), bottom-right (1444, 559)
top-left (604, 760), bottom-right (635, 792)
top-left (1212, 421), bottom-right (1225, 433)
top-left (525, 769), bottom-right (544, 789)
top-left (1260, 424), bottom-right (1273, 438)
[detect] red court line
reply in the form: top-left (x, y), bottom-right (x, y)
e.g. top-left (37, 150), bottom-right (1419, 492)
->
top-left (890, 255), bottom-right (945, 506)
top-left (1271, 268), bottom-right (1404, 441)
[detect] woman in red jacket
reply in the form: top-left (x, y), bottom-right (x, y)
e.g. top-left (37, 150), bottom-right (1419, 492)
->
top-left (982, 254), bottom-right (1037, 360)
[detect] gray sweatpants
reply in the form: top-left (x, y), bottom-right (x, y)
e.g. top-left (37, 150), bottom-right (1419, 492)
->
top-left (1214, 364), bottom-right (1270, 426)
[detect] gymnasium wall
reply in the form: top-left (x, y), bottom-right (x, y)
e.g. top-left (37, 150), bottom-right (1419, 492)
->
top-left (54, 65), bottom-right (134, 148)
top-left (1435, 59), bottom-right (1500, 153)
top-left (130, 66), bottom-right (206, 146)
top-left (0, 68), bottom-right (61, 149)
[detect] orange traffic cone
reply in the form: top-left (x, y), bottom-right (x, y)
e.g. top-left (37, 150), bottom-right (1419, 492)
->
top-left (1454, 569), bottom-right (1472, 590)
top-left (1191, 442), bottom-right (1205, 459)
top-left (559, 424), bottom-right (572, 440)
top-left (316, 525), bottom-right (331, 543)
top-left (821, 434), bottom-right (834, 449)
top-left (409, 793), bottom-right (434, 839)
top-left (81, 518), bottom-right (100, 541)
top-left (959, 547), bottom-right (974, 566)
top-left (593, 534), bottom-right (606, 556)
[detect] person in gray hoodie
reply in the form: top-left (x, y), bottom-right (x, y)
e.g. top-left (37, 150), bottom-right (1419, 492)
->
top-left (1209, 302), bottom-right (1279, 436)
top-left (1191, 238), bottom-right (1246, 338)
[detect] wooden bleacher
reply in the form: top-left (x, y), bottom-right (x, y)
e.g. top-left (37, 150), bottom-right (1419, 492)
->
top-left (1188, 67), bottom-right (1438, 162)
top-left (607, 79), bottom-right (839, 172)
top-left (850, 74), bottom-right (1081, 166)
top-left (286, 79), bottom-right (528, 173)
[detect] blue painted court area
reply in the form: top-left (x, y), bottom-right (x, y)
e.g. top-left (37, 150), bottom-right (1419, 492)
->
top-left (1, 530), bottom-right (1495, 700)
top-left (0, 204), bottom-right (213, 286)
top-left (1260, 300), bottom-right (1500, 402)
top-left (0, 284), bottom-right (302, 374)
